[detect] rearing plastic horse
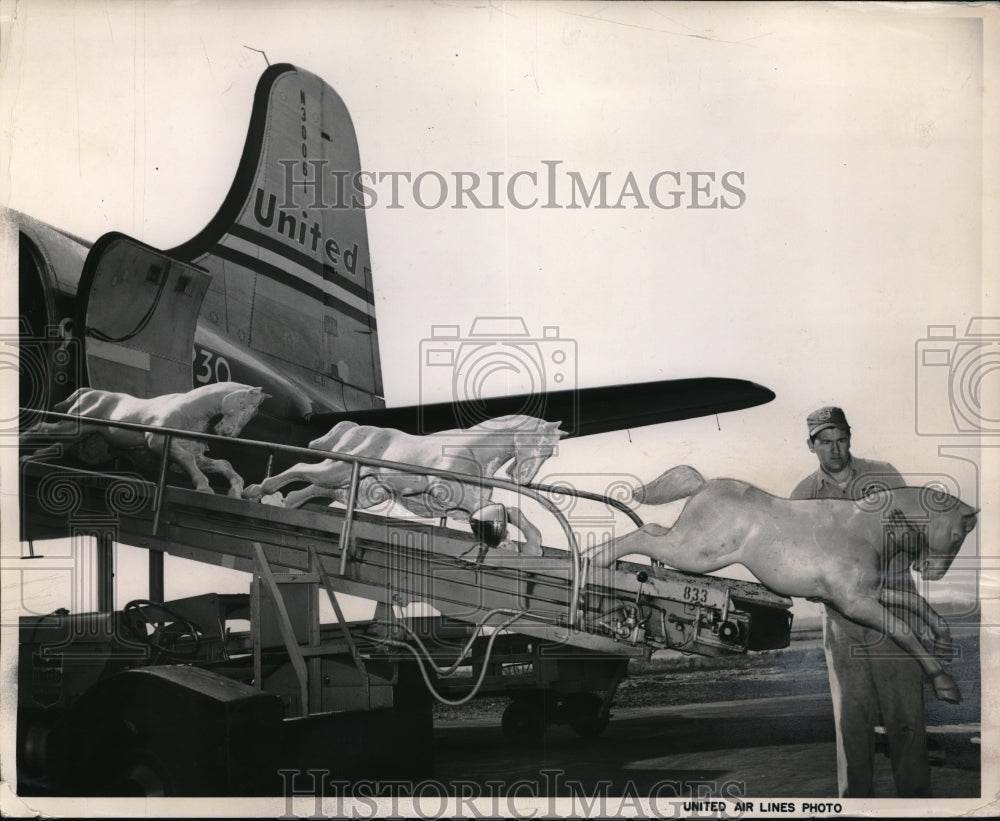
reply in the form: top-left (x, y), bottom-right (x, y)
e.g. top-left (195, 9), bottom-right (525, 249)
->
top-left (24, 382), bottom-right (269, 497)
top-left (243, 415), bottom-right (566, 555)
top-left (587, 465), bottom-right (978, 704)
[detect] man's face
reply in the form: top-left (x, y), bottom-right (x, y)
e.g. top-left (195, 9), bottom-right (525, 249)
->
top-left (808, 427), bottom-right (852, 474)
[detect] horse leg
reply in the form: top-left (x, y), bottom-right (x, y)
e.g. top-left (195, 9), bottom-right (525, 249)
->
top-left (587, 523), bottom-right (671, 567)
top-left (195, 455), bottom-right (246, 498)
top-left (369, 471), bottom-right (431, 497)
top-left (832, 594), bottom-right (960, 703)
top-left (281, 477), bottom-right (379, 510)
top-left (587, 522), bottom-right (731, 573)
top-left (140, 432), bottom-right (211, 492)
top-left (21, 420), bottom-right (90, 461)
top-left (284, 484), bottom-right (343, 509)
top-left (243, 459), bottom-right (349, 500)
top-left (22, 442), bottom-right (65, 462)
top-left (506, 507), bottom-right (543, 556)
top-left (880, 587), bottom-right (955, 660)
top-left (23, 419), bottom-right (82, 440)
top-left (167, 441), bottom-right (213, 493)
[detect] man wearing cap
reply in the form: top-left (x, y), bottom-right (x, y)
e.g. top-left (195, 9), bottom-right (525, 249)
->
top-left (791, 407), bottom-right (930, 798)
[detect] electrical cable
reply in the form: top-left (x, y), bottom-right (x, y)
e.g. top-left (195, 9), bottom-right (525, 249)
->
top-left (392, 607), bottom-right (529, 678)
top-left (87, 264), bottom-right (170, 344)
top-left (378, 609), bottom-right (531, 706)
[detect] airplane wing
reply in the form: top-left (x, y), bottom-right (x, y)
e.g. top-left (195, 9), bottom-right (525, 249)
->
top-left (304, 377), bottom-right (775, 439)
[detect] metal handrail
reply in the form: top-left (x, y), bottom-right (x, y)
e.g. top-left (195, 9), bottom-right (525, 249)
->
top-left (337, 460), bottom-right (362, 576)
top-left (525, 481), bottom-right (645, 528)
top-left (21, 407), bottom-right (645, 628)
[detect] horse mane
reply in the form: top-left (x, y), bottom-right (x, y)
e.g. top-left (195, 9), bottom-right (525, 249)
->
top-left (883, 507), bottom-right (926, 532)
top-left (467, 415), bottom-right (566, 437)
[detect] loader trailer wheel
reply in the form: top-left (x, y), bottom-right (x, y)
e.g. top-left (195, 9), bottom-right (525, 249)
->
top-left (565, 692), bottom-right (610, 739)
top-left (502, 697), bottom-right (548, 747)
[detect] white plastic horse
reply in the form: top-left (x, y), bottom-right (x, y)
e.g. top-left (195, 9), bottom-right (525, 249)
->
top-left (24, 382), bottom-right (269, 497)
top-left (243, 415), bottom-right (566, 555)
top-left (587, 465), bottom-right (978, 703)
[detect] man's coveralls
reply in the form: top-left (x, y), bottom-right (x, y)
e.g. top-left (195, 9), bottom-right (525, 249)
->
top-left (791, 456), bottom-right (930, 798)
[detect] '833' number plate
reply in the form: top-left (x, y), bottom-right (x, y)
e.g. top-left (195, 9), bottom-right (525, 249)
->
top-left (680, 582), bottom-right (728, 610)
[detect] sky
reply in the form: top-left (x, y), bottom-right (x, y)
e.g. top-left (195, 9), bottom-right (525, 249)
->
top-left (0, 3), bottom-right (999, 817)
top-left (0, 0), bottom-right (997, 663)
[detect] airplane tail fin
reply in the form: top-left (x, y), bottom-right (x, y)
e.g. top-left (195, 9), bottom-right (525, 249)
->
top-left (168, 64), bottom-right (383, 417)
top-left (632, 465), bottom-right (705, 505)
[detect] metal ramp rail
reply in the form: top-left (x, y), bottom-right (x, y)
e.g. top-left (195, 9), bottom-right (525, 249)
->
top-left (19, 411), bottom-right (794, 713)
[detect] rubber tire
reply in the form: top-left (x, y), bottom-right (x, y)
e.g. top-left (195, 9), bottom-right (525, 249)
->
top-left (110, 748), bottom-right (172, 797)
top-left (501, 698), bottom-right (547, 747)
top-left (566, 692), bottom-right (609, 739)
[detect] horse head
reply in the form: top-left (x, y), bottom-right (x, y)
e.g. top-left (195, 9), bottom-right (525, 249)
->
top-left (215, 386), bottom-right (270, 437)
top-left (505, 419), bottom-right (567, 484)
top-left (919, 498), bottom-right (978, 581)
top-left (888, 489), bottom-right (979, 581)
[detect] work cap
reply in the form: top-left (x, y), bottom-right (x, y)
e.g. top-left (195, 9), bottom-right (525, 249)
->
top-left (807, 406), bottom-right (850, 437)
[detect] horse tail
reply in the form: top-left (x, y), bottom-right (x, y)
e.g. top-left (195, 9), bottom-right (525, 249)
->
top-left (632, 465), bottom-right (705, 505)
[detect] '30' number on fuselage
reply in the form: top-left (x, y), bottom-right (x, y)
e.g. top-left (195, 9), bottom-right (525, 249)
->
top-left (194, 348), bottom-right (232, 384)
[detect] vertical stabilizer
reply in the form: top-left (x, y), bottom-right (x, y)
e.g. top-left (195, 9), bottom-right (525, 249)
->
top-left (170, 64), bottom-right (383, 416)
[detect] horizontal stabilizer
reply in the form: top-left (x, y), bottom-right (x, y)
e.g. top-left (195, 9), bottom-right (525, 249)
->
top-left (304, 377), bottom-right (775, 439)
